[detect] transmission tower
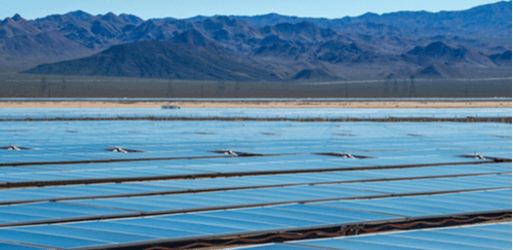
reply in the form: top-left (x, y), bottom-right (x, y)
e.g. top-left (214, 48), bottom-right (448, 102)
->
top-left (41, 77), bottom-right (47, 97)
top-left (392, 80), bottom-right (398, 97)
top-left (48, 80), bottom-right (52, 97)
top-left (216, 80), bottom-right (225, 97)
top-left (383, 78), bottom-right (390, 97)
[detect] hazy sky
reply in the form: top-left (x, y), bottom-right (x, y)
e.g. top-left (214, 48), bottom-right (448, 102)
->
top-left (0, 0), bottom-right (505, 20)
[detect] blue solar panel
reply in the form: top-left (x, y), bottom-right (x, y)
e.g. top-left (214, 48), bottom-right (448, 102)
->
top-left (473, 223), bottom-right (512, 233)
top-left (271, 223), bottom-right (513, 250)
top-left (410, 196), bottom-right (509, 211)
top-left (235, 207), bottom-right (361, 224)
top-left (315, 189), bottom-right (511, 218)
top-left (15, 225), bottom-right (158, 244)
top-left (435, 227), bottom-right (513, 240)
top-left (115, 217), bottom-right (244, 234)
top-left (272, 204), bottom-right (398, 221)
top-left (138, 195), bottom-right (214, 207)
top-left (0, 243), bottom-right (47, 250)
top-left (354, 199), bottom-right (468, 214)
top-left (200, 210), bottom-right (324, 227)
top-left (393, 230), bottom-right (511, 249)
top-left (0, 212), bottom-right (52, 223)
top-left (317, 200), bottom-right (426, 217)
top-left (22, 202), bottom-right (136, 216)
top-left (0, 206), bottom-right (90, 219)
top-left (159, 214), bottom-right (286, 231)
top-left (0, 228), bottom-right (109, 248)
top-left (196, 192), bottom-right (283, 203)
top-left (67, 199), bottom-right (171, 212)
top-left (291, 238), bottom-right (427, 250)
top-left (65, 220), bottom-right (202, 238)
top-left (340, 235), bottom-right (495, 250)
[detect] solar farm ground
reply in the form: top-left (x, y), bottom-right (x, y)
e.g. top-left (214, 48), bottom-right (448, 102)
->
top-left (0, 108), bottom-right (511, 250)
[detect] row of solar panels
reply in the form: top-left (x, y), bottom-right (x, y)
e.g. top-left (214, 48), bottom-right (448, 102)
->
top-left (0, 189), bottom-right (509, 249)
top-left (2, 126), bottom-right (507, 143)
top-left (234, 222), bottom-right (512, 250)
top-left (2, 120), bottom-right (510, 144)
top-left (0, 108), bottom-right (511, 119)
top-left (0, 163), bottom-right (509, 205)
top-left (1, 143), bottom-right (509, 166)
top-left (0, 174), bottom-right (509, 227)
top-left (0, 135), bottom-right (508, 156)
top-left (0, 126), bottom-right (510, 144)
top-left (1, 121), bottom-right (510, 164)
top-left (0, 151), bottom-right (499, 186)
top-left (2, 125), bottom-right (509, 144)
top-left (1, 145), bottom-right (509, 165)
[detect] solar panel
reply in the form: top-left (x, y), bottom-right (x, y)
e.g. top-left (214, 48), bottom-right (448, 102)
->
top-left (159, 214), bottom-right (285, 231)
top-left (235, 223), bottom-right (512, 250)
top-left (314, 189), bottom-right (511, 219)
top-left (0, 228), bottom-right (109, 248)
top-left (0, 243), bottom-right (47, 250)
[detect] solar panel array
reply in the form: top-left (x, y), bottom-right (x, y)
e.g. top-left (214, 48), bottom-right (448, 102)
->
top-left (0, 109), bottom-right (510, 249)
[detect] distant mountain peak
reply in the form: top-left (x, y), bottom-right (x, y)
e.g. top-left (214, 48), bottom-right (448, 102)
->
top-left (258, 13), bottom-right (288, 18)
top-left (100, 12), bottom-right (125, 24)
top-left (294, 68), bottom-right (336, 80)
top-left (407, 41), bottom-right (467, 59)
top-left (172, 29), bottom-right (214, 46)
top-left (24, 40), bottom-right (279, 81)
top-left (66, 10), bottom-right (92, 21)
top-left (12, 14), bottom-right (23, 21)
top-left (359, 12), bottom-right (380, 18)
top-left (119, 13), bottom-right (144, 25)
top-left (414, 62), bottom-right (460, 78)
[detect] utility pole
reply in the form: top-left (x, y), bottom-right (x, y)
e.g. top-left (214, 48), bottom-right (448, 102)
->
top-left (408, 76), bottom-right (417, 98)
top-left (48, 80), bottom-right (52, 97)
top-left (216, 80), bottom-right (225, 97)
top-left (402, 79), bottom-right (409, 97)
top-left (383, 78), bottom-right (390, 98)
top-left (61, 78), bottom-right (67, 97)
top-left (41, 77), bottom-right (47, 97)
top-left (392, 80), bottom-right (398, 97)
top-left (235, 81), bottom-right (240, 98)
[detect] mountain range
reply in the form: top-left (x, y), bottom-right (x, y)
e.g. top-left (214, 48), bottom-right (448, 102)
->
top-left (1, 1), bottom-right (510, 81)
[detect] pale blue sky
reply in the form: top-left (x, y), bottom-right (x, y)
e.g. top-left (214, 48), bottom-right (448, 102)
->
top-left (0, 0), bottom-right (506, 20)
